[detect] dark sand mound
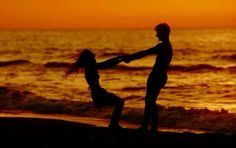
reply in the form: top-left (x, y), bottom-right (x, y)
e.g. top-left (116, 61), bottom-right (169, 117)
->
top-left (0, 117), bottom-right (235, 148)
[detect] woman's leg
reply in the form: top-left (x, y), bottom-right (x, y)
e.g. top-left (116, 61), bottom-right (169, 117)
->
top-left (99, 92), bottom-right (124, 128)
top-left (109, 97), bottom-right (124, 128)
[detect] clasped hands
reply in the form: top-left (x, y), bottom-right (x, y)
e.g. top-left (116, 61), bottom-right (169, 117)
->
top-left (117, 54), bottom-right (132, 63)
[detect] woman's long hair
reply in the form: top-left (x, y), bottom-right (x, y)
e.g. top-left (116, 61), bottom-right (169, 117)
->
top-left (65, 49), bottom-right (95, 77)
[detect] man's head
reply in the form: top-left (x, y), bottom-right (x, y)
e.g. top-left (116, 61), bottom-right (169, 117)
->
top-left (155, 23), bottom-right (170, 41)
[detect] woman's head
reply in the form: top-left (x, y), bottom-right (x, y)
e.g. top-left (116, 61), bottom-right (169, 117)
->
top-left (77, 49), bottom-right (95, 65)
top-left (65, 49), bottom-right (95, 76)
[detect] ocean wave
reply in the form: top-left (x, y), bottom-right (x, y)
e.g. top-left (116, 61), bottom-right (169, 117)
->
top-left (1, 59), bottom-right (233, 73)
top-left (123, 95), bottom-right (143, 101)
top-left (116, 65), bottom-right (152, 71)
top-left (174, 48), bottom-right (201, 55)
top-left (99, 52), bottom-right (123, 57)
top-left (44, 62), bottom-right (71, 68)
top-left (117, 64), bottom-right (226, 72)
top-left (213, 49), bottom-right (236, 52)
top-left (1, 86), bottom-right (236, 134)
top-left (0, 86), bottom-right (94, 114)
top-left (175, 48), bottom-right (199, 51)
top-left (122, 106), bottom-right (236, 135)
top-left (121, 86), bottom-right (146, 91)
top-left (0, 60), bottom-right (31, 67)
top-left (117, 64), bottom-right (236, 73)
top-left (169, 64), bottom-right (224, 72)
top-left (213, 54), bottom-right (236, 61)
top-left (228, 66), bottom-right (236, 73)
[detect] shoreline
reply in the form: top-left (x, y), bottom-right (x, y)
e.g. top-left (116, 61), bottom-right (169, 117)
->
top-left (0, 110), bottom-right (210, 134)
top-left (0, 116), bottom-right (235, 147)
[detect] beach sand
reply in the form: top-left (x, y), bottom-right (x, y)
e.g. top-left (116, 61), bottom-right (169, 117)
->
top-left (0, 112), bottom-right (235, 148)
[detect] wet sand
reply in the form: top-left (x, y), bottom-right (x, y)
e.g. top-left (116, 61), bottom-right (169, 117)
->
top-left (0, 111), bottom-right (208, 134)
top-left (0, 115), bottom-right (235, 148)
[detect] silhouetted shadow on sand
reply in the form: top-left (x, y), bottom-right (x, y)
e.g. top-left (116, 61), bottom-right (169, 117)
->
top-left (0, 117), bottom-right (235, 148)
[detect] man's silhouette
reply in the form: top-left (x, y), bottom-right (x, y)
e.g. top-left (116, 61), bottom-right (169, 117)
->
top-left (123, 23), bottom-right (173, 133)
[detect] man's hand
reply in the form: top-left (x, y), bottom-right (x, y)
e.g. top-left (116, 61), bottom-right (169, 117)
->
top-left (121, 55), bottom-right (132, 63)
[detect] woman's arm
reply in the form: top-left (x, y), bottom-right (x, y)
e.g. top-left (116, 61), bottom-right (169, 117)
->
top-left (96, 56), bottom-right (123, 69)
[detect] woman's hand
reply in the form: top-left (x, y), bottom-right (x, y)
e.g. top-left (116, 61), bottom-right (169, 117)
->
top-left (121, 55), bottom-right (131, 63)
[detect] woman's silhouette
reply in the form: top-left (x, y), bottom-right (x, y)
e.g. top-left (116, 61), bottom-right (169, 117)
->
top-left (65, 49), bottom-right (124, 129)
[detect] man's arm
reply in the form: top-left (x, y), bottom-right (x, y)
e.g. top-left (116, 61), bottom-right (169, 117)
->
top-left (96, 56), bottom-right (123, 69)
top-left (123, 46), bottom-right (157, 63)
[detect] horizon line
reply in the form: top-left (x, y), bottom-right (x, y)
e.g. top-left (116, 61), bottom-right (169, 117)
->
top-left (0, 26), bottom-right (236, 30)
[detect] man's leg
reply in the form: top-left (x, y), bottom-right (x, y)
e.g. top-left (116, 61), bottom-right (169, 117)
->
top-left (140, 100), bottom-right (151, 129)
top-left (150, 88), bottom-right (161, 132)
top-left (139, 87), bottom-right (159, 130)
top-left (150, 103), bottom-right (158, 131)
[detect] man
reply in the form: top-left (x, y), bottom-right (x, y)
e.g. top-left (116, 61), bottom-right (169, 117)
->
top-left (123, 23), bottom-right (173, 133)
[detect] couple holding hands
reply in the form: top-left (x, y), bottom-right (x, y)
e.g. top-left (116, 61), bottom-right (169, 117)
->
top-left (65, 23), bottom-right (173, 134)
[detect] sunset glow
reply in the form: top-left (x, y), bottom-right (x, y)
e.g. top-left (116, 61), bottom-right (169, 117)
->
top-left (1, 0), bottom-right (236, 29)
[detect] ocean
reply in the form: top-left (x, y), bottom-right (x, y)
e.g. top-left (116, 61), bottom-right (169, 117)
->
top-left (0, 28), bottom-right (236, 133)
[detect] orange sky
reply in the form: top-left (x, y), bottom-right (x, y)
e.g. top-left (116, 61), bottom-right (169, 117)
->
top-left (1, 0), bottom-right (236, 29)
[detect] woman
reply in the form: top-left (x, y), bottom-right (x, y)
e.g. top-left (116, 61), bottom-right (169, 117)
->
top-left (65, 49), bottom-right (124, 129)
